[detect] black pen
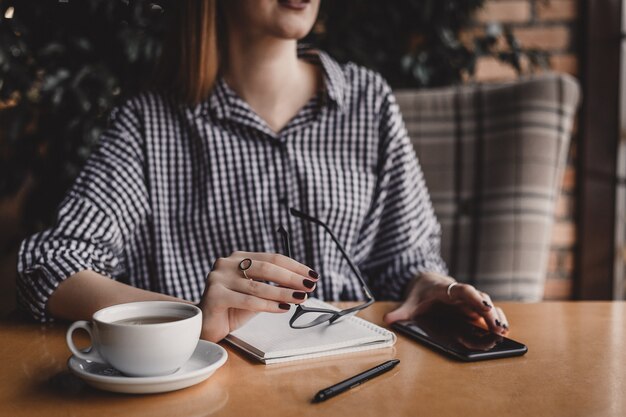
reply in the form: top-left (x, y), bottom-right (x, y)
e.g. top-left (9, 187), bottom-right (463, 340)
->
top-left (312, 359), bottom-right (400, 403)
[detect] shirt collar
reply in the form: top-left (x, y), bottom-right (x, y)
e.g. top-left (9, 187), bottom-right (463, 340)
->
top-left (201, 46), bottom-right (346, 120)
top-left (203, 78), bottom-right (232, 120)
top-left (299, 46), bottom-right (346, 110)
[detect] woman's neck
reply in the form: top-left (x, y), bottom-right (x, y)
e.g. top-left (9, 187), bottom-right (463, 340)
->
top-left (223, 36), bottom-right (320, 133)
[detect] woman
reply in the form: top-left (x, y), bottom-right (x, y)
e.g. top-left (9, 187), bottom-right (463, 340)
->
top-left (17, 0), bottom-right (509, 342)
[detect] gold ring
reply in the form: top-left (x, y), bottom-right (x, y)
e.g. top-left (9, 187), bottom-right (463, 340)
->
top-left (446, 281), bottom-right (459, 300)
top-left (238, 258), bottom-right (253, 280)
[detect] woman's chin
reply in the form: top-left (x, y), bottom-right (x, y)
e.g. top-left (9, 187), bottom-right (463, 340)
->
top-left (269, 1), bottom-right (318, 39)
top-left (268, 23), bottom-right (314, 40)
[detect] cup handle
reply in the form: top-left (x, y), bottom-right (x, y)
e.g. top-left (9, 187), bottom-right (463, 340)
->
top-left (66, 320), bottom-right (105, 363)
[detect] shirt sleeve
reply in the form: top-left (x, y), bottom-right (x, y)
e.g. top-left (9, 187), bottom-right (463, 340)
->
top-left (357, 78), bottom-right (448, 300)
top-left (16, 99), bottom-right (149, 322)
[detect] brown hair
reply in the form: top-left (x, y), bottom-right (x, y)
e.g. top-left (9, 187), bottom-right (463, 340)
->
top-left (154, 0), bottom-right (222, 106)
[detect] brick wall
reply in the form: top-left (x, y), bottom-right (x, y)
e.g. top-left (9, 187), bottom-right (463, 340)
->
top-left (470, 0), bottom-right (580, 300)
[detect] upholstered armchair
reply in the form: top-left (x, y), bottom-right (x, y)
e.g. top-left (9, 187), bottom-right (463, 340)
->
top-left (396, 74), bottom-right (580, 301)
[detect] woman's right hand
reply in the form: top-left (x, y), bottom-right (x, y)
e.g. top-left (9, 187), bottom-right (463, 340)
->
top-left (198, 251), bottom-right (320, 342)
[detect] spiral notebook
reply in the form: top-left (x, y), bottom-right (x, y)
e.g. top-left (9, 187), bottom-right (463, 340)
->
top-left (224, 298), bottom-right (396, 364)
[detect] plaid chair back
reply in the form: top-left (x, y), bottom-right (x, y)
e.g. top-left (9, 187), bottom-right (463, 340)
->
top-left (395, 73), bottom-right (580, 301)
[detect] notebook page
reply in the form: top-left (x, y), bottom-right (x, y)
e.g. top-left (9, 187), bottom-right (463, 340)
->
top-left (227, 298), bottom-right (394, 360)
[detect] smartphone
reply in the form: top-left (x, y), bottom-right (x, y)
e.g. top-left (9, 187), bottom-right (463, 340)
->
top-left (391, 315), bottom-right (528, 362)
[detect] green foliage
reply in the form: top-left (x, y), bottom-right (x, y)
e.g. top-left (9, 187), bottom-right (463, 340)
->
top-left (0, 0), bottom-right (547, 231)
top-left (0, 0), bottom-right (167, 230)
top-left (312, 0), bottom-right (484, 88)
top-left (310, 0), bottom-right (548, 88)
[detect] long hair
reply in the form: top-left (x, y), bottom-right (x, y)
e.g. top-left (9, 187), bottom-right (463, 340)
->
top-left (154, 0), bottom-right (222, 106)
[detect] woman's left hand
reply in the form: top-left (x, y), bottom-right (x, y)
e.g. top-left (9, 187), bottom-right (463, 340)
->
top-left (383, 272), bottom-right (510, 335)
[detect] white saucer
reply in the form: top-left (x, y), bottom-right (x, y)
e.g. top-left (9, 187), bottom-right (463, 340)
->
top-left (67, 340), bottom-right (228, 394)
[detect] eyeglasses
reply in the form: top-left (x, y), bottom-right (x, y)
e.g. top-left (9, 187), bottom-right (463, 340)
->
top-left (278, 207), bottom-right (375, 329)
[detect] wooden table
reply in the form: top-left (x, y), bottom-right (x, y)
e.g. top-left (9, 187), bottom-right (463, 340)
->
top-left (1, 302), bottom-right (625, 417)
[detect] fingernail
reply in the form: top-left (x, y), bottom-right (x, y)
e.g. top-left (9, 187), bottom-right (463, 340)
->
top-left (482, 301), bottom-right (492, 309)
top-left (308, 270), bottom-right (319, 279)
top-left (303, 279), bottom-right (315, 289)
top-left (495, 319), bottom-right (502, 327)
top-left (279, 303), bottom-right (291, 310)
top-left (502, 323), bottom-right (509, 330)
top-left (293, 291), bottom-right (306, 300)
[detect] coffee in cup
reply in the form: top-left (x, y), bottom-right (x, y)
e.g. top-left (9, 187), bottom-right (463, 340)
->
top-left (66, 301), bottom-right (202, 377)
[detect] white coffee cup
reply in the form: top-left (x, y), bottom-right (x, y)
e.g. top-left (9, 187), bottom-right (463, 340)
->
top-left (66, 301), bottom-right (202, 377)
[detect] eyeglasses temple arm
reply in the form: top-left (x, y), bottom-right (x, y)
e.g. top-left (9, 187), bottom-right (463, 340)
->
top-left (277, 226), bottom-right (292, 258)
top-left (289, 207), bottom-right (374, 300)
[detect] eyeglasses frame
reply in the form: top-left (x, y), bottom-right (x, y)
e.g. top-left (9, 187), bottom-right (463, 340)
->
top-left (278, 207), bottom-right (375, 329)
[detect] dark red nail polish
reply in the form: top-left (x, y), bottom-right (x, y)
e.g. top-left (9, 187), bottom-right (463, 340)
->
top-left (502, 323), bottom-right (509, 330)
top-left (308, 270), bottom-right (319, 279)
top-left (495, 319), bottom-right (502, 327)
top-left (293, 291), bottom-right (306, 300)
top-left (279, 303), bottom-right (291, 310)
top-left (482, 300), bottom-right (492, 309)
top-left (303, 279), bottom-right (315, 289)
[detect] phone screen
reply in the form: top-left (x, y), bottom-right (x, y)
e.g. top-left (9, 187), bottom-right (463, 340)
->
top-left (392, 315), bottom-right (527, 361)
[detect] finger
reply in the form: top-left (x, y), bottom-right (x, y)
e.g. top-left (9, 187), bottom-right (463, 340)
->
top-left (446, 284), bottom-right (491, 312)
top-left (383, 303), bottom-right (415, 324)
top-left (479, 292), bottom-right (508, 335)
top-left (227, 275), bottom-right (309, 304)
top-left (455, 305), bottom-right (483, 321)
top-left (495, 306), bottom-right (510, 335)
top-left (479, 292), bottom-right (500, 326)
top-left (477, 293), bottom-right (507, 334)
top-left (231, 251), bottom-right (320, 280)
top-left (479, 293), bottom-right (494, 310)
top-left (221, 286), bottom-right (293, 313)
top-left (220, 257), bottom-right (318, 292)
top-left (449, 285), bottom-right (503, 334)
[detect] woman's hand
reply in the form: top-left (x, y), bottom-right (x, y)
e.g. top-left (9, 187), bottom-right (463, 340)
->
top-left (198, 251), bottom-right (319, 342)
top-left (383, 272), bottom-right (510, 335)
